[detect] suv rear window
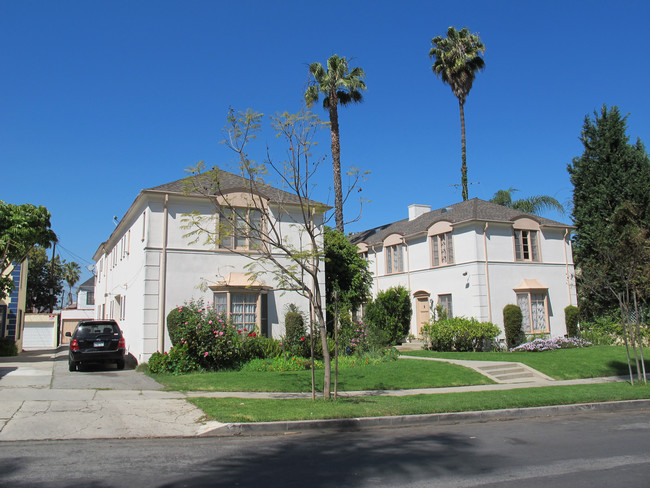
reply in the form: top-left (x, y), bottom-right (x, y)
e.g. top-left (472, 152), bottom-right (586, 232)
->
top-left (76, 322), bottom-right (120, 337)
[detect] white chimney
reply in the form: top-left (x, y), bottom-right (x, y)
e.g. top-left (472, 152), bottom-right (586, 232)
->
top-left (408, 204), bottom-right (431, 221)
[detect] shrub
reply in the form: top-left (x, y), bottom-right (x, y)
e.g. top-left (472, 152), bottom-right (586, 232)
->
top-left (0, 337), bottom-right (17, 356)
top-left (241, 335), bottom-right (282, 360)
top-left (565, 305), bottom-right (580, 337)
top-left (148, 343), bottom-right (200, 374)
top-left (503, 304), bottom-right (524, 348)
top-left (511, 337), bottom-right (592, 352)
top-left (421, 317), bottom-right (500, 352)
top-left (364, 286), bottom-right (412, 346)
top-left (282, 305), bottom-right (308, 357)
top-left (579, 315), bottom-right (623, 345)
top-left (163, 299), bottom-right (252, 371)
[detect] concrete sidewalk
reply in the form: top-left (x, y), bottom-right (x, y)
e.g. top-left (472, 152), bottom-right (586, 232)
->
top-left (0, 348), bottom-right (640, 441)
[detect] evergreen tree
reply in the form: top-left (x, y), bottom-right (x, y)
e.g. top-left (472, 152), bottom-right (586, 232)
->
top-left (567, 105), bottom-right (650, 316)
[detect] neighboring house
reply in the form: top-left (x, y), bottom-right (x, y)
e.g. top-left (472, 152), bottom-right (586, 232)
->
top-left (60, 277), bottom-right (95, 344)
top-left (0, 259), bottom-right (28, 350)
top-left (351, 199), bottom-right (576, 340)
top-left (93, 171), bottom-right (327, 364)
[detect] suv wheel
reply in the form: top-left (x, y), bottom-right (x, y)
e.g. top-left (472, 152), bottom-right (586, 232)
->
top-left (116, 359), bottom-right (125, 370)
top-left (68, 360), bottom-right (77, 372)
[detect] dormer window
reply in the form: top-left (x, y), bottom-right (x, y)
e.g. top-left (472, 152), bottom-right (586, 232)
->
top-left (513, 218), bottom-right (541, 262)
top-left (428, 221), bottom-right (454, 267)
top-left (383, 234), bottom-right (405, 274)
top-left (219, 208), bottom-right (263, 251)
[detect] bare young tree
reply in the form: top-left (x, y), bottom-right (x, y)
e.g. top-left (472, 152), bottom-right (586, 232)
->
top-left (182, 108), bottom-right (363, 399)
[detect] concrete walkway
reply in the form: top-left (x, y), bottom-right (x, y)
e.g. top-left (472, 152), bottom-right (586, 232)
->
top-left (0, 348), bottom-right (637, 441)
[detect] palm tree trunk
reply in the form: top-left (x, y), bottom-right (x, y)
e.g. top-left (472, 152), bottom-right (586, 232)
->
top-left (459, 99), bottom-right (468, 201)
top-left (329, 93), bottom-right (344, 232)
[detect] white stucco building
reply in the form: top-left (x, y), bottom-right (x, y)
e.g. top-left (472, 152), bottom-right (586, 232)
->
top-left (93, 171), bottom-right (326, 363)
top-left (352, 199), bottom-right (576, 340)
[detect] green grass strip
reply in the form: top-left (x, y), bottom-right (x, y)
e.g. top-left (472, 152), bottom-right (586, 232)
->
top-left (188, 382), bottom-right (650, 423)
top-left (401, 345), bottom-right (649, 380)
top-left (148, 359), bottom-right (493, 392)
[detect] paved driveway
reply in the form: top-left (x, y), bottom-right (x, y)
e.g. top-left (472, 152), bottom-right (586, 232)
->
top-left (0, 348), bottom-right (223, 441)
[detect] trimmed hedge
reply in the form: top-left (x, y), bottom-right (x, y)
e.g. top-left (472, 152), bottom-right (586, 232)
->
top-left (565, 305), bottom-right (580, 337)
top-left (503, 304), bottom-right (524, 348)
top-left (421, 317), bottom-right (500, 352)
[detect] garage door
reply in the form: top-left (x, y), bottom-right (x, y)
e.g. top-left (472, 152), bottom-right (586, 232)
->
top-left (23, 321), bottom-right (56, 349)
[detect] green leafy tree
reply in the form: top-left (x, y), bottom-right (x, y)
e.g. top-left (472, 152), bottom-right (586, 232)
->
top-left (26, 246), bottom-right (65, 312)
top-left (567, 105), bottom-right (650, 317)
top-left (305, 54), bottom-right (367, 233)
top-left (490, 188), bottom-right (564, 216)
top-left (324, 227), bottom-right (372, 329)
top-left (364, 286), bottom-right (412, 346)
top-left (62, 261), bottom-right (81, 306)
top-left (0, 201), bottom-right (57, 300)
top-left (430, 26), bottom-right (485, 201)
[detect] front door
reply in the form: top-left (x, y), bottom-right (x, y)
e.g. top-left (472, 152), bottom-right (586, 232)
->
top-left (416, 296), bottom-right (430, 337)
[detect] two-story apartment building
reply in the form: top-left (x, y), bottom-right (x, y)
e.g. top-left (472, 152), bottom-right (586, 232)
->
top-left (93, 171), bottom-right (327, 363)
top-left (352, 199), bottom-right (576, 339)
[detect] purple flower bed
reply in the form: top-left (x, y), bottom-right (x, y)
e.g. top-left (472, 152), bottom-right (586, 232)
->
top-left (510, 337), bottom-right (592, 352)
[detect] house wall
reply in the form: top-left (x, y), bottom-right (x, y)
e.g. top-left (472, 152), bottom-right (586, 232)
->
top-left (95, 192), bottom-right (326, 363)
top-left (366, 220), bottom-right (576, 340)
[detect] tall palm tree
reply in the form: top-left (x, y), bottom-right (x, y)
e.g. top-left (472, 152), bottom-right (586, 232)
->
top-left (305, 54), bottom-right (366, 232)
top-left (490, 188), bottom-right (565, 216)
top-left (430, 26), bottom-right (485, 201)
top-left (62, 261), bottom-right (81, 306)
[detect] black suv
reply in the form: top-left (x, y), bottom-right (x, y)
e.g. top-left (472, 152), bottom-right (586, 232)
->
top-left (66, 319), bottom-right (126, 371)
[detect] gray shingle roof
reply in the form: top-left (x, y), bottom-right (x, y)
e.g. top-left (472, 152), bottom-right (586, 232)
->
top-left (146, 168), bottom-right (326, 207)
top-left (351, 198), bottom-right (573, 246)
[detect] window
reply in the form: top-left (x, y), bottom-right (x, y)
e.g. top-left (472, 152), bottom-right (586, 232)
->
top-left (517, 291), bottom-right (549, 333)
top-left (514, 229), bottom-right (540, 262)
top-left (438, 294), bottom-right (453, 318)
top-left (213, 291), bottom-right (260, 332)
top-left (431, 232), bottom-right (454, 267)
top-left (219, 208), bottom-right (263, 250)
top-left (385, 244), bottom-right (404, 274)
top-left (0, 305), bottom-right (6, 336)
top-left (86, 291), bottom-right (95, 306)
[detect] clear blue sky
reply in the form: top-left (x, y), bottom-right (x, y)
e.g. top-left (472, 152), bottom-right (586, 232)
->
top-left (2, 0), bottom-right (649, 285)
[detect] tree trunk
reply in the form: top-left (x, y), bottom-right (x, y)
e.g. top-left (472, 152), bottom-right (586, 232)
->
top-left (459, 99), bottom-right (468, 201)
top-left (329, 93), bottom-right (344, 233)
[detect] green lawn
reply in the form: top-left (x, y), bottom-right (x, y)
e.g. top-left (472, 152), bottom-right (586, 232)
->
top-left (148, 358), bottom-right (493, 392)
top-left (189, 382), bottom-right (650, 423)
top-left (401, 345), bottom-right (648, 380)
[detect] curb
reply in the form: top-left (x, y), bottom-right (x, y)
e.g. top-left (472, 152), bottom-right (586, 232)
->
top-left (198, 399), bottom-right (650, 437)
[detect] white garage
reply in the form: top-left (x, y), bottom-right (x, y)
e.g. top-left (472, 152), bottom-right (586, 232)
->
top-left (23, 313), bottom-right (59, 350)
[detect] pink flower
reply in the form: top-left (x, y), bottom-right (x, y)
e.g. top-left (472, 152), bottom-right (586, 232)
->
top-left (184, 322), bottom-right (188, 325)
top-left (300, 337), bottom-right (305, 342)
top-left (219, 331), bottom-right (224, 336)
top-left (204, 352), bottom-right (209, 357)
top-left (208, 320), bottom-right (213, 325)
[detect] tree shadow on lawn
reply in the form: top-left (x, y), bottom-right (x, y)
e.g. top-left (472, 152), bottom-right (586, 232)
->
top-left (607, 358), bottom-right (650, 377)
top-left (160, 429), bottom-right (503, 488)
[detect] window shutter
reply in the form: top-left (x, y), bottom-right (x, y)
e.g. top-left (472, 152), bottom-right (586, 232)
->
top-left (432, 237), bottom-right (439, 266)
top-left (531, 231), bottom-right (539, 261)
top-left (514, 231), bottom-right (522, 261)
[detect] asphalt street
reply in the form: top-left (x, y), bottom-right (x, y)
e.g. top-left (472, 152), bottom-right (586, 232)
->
top-left (1, 408), bottom-right (648, 487)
